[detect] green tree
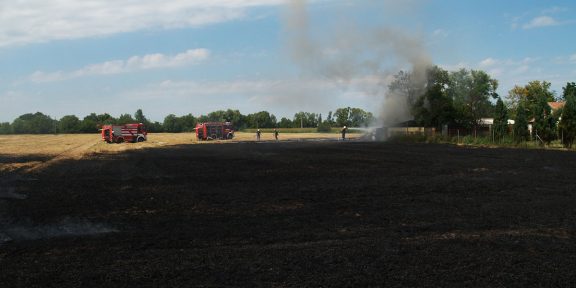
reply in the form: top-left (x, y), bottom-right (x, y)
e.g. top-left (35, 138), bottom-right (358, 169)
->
top-left (221, 109), bottom-right (246, 130)
top-left (525, 80), bottom-right (555, 103)
top-left (80, 113), bottom-right (116, 132)
top-left (348, 108), bottom-right (372, 127)
top-left (117, 114), bottom-right (135, 124)
top-left (532, 93), bottom-right (556, 145)
top-left (505, 85), bottom-right (528, 116)
top-left (163, 114), bottom-right (182, 132)
top-left (206, 110), bottom-right (226, 122)
top-left (292, 112), bottom-right (317, 128)
top-left (278, 117), bottom-right (292, 128)
top-left (326, 111), bottom-right (334, 126)
top-left (388, 70), bottom-right (425, 106)
top-left (334, 107), bottom-right (350, 127)
top-left (179, 114), bottom-right (197, 132)
top-left (492, 97), bottom-right (508, 143)
top-left (12, 112), bottom-right (56, 134)
top-left (506, 81), bottom-right (555, 119)
top-left (513, 102), bottom-right (530, 144)
top-left (80, 113), bottom-right (99, 133)
top-left (0, 122), bottom-right (12, 134)
top-left (412, 66), bottom-right (455, 128)
top-left (559, 93), bottom-right (576, 148)
top-left (58, 115), bottom-right (81, 133)
top-left (148, 121), bottom-right (164, 133)
top-left (246, 111), bottom-right (276, 128)
top-left (134, 109), bottom-right (148, 124)
top-left (562, 82), bottom-right (576, 100)
top-left (448, 69), bottom-right (498, 133)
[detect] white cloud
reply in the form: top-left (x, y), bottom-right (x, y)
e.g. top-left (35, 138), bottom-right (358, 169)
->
top-left (522, 16), bottom-right (559, 29)
top-left (570, 54), bottom-right (576, 63)
top-left (431, 29), bottom-right (449, 39)
top-left (542, 6), bottom-right (568, 14)
top-left (29, 49), bottom-right (210, 82)
top-left (0, 0), bottom-right (284, 48)
top-left (479, 57), bottom-right (498, 68)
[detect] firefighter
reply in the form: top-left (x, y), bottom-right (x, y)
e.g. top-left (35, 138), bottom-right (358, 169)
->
top-left (256, 129), bottom-right (261, 141)
top-left (274, 128), bottom-right (279, 141)
top-left (341, 125), bottom-right (347, 140)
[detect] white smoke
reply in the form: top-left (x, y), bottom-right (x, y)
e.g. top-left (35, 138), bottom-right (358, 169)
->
top-left (284, 0), bottom-right (432, 127)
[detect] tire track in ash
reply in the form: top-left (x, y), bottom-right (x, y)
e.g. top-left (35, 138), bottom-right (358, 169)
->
top-left (23, 139), bottom-right (101, 173)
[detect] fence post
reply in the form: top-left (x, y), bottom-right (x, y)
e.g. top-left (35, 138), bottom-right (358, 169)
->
top-left (457, 129), bottom-right (460, 144)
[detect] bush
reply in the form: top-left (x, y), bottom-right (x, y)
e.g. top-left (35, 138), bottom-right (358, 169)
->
top-left (316, 122), bottom-right (332, 133)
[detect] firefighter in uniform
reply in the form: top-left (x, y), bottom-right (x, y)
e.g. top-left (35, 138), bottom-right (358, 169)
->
top-left (274, 128), bottom-right (279, 141)
top-left (341, 126), bottom-right (347, 140)
top-left (256, 129), bottom-right (261, 141)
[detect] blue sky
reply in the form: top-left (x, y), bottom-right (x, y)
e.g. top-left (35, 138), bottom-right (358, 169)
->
top-left (1, 0), bottom-right (575, 122)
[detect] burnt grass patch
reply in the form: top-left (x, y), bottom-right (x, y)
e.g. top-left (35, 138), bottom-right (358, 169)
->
top-left (0, 153), bottom-right (51, 164)
top-left (2, 142), bottom-right (576, 287)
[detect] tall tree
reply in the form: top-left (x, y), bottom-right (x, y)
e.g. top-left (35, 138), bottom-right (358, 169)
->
top-left (134, 109), bottom-right (151, 128)
top-left (348, 108), bottom-right (372, 127)
top-left (448, 69), bottom-right (498, 132)
top-left (223, 109), bottom-right (246, 130)
top-left (334, 107), bottom-right (350, 127)
top-left (179, 114), bottom-right (197, 132)
top-left (532, 93), bottom-right (556, 145)
top-left (246, 111), bottom-right (276, 128)
top-left (388, 70), bottom-right (425, 106)
top-left (412, 66), bottom-right (454, 128)
top-left (58, 115), bottom-right (81, 133)
top-left (559, 93), bottom-right (576, 148)
top-left (117, 114), bottom-right (135, 124)
top-left (278, 117), bottom-right (293, 128)
top-left (163, 114), bottom-right (182, 132)
top-left (513, 102), bottom-right (530, 143)
top-left (562, 82), bottom-right (576, 100)
top-left (326, 111), bottom-right (334, 126)
top-left (505, 85), bottom-right (528, 117)
top-left (0, 122), bottom-right (11, 134)
top-left (292, 112), bottom-right (317, 128)
top-left (12, 112), bottom-right (56, 134)
top-left (492, 97), bottom-right (509, 143)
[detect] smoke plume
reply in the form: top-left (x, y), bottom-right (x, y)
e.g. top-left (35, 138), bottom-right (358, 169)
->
top-left (284, 0), bottom-right (432, 127)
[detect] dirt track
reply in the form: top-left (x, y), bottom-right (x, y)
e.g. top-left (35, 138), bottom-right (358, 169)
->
top-left (1, 139), bottom-right (576, 287)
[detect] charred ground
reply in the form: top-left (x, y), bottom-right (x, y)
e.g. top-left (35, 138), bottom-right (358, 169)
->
top-left (1, 141), bottom-right (576, 287)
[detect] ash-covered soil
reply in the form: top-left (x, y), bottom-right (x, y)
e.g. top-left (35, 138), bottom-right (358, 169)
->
top-left (1, 141), bottom-right (576, 287)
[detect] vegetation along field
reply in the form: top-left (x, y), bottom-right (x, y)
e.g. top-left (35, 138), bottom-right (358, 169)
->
top-left (1, 134), bottom-right (576, 287)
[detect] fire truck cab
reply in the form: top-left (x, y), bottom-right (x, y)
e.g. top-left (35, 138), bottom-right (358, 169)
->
top-left (195, 122), bottom-right (234, 140)
top-left (101, 123), bottom-right (147, 143)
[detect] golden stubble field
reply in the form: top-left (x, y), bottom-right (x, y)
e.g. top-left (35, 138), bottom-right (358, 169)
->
top-left (0, 132), bottom-right (360, 173)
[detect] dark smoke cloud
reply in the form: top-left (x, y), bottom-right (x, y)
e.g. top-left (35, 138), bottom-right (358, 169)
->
top-left (284, 0), bottom-right (432, 126)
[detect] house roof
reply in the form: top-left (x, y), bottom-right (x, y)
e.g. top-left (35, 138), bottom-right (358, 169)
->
top-left (548, 101), bottom-right (565, 111)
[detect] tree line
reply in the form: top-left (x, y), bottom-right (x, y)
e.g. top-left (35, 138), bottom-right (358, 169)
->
top-left (0, 108), bottom-right (374, 135)
top-left (393, 66), bottom-right (576, 147)
top-left (4, 65), bottom-right (575, 147)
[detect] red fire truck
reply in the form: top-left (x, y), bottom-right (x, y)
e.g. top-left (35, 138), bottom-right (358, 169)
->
top-left (195, 122), bottom-right (234, 140)
top-left (101, 123), bottom-right (147, 143)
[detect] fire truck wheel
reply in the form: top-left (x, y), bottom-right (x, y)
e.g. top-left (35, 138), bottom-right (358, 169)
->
top-left (137, 136), bottom-right (145, 142)
top-left (116, 138), bottom-right (124, 144)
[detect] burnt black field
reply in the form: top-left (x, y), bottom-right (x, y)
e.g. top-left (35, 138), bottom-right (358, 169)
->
top-left (2, 141), bottom-right (576, 287)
